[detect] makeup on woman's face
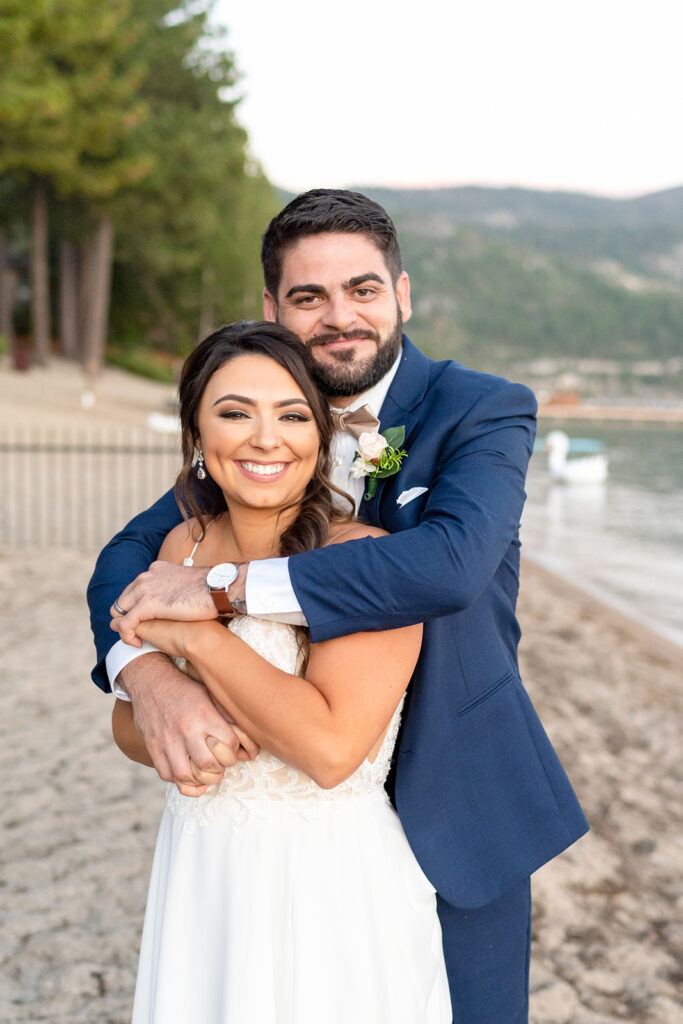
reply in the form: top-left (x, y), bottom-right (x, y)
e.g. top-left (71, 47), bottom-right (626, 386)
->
top-left (196, 354), bottom-right (320, 511)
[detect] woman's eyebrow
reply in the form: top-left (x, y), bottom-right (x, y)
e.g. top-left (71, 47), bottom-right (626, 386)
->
top-left (274, 399), bottom-right (312, 409)
top-left (212, 393), bottom-right (255, 407)
top-left (212, 394), bottom-right (311, 409)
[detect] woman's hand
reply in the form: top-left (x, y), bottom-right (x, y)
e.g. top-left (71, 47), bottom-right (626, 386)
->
top-left (178, 730), bottom-right (260, 797)
top-left (119, 616), bottom-right (202, 660)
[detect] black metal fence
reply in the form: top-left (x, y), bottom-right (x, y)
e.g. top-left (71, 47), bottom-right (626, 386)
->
top-left (0, 427), bottom-right (181, 550)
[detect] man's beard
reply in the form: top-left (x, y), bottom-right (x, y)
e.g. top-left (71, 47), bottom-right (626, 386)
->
top-left (304, 310), bottom-right (403, 399)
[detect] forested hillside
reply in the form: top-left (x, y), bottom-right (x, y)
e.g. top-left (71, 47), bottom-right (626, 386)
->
top-left (0, 0), bottom-right (278, 380)
top-left (1, 5), bottom-right (680, 405)
top-left (356, 186), bottom-right (683, 397)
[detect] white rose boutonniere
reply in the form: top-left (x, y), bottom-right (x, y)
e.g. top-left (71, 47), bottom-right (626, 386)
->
top-left (351, 426), bottom-right (407, 500)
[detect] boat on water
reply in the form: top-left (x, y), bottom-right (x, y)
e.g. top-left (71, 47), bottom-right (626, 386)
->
top-left (542, 430), bottom-right (609, 484)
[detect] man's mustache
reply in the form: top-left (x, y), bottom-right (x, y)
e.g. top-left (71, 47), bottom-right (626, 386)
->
top-left (308, 330), bottom-right (379, 347)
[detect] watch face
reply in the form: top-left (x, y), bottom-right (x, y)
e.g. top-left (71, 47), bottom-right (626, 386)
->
top-left (206, 562), bottom-right (239, 589)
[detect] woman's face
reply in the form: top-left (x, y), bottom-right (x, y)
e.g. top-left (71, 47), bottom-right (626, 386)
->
top-left (196, 354), bottom-right (321, 512)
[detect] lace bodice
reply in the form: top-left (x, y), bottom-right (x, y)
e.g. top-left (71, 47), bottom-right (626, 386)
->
top-left (167, 616), bottom-right (404, 830)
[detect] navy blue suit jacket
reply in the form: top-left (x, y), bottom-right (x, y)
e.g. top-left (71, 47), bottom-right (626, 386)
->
top-left (88, 336), bottom-right (588, 909)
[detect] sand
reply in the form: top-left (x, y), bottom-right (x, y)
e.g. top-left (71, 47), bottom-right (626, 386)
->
top-left (1, 358), bottom-right (682, 1023)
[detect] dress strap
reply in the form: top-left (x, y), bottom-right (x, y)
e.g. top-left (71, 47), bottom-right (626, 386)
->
top-left (183, 521), bottom-right (211, 566)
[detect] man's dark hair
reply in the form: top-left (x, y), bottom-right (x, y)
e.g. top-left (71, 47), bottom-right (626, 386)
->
top-left (261, 189), bottom-right (403, 298)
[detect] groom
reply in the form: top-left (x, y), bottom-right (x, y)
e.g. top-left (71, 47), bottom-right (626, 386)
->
top-left (88, 189), bottom-right (588, 1022)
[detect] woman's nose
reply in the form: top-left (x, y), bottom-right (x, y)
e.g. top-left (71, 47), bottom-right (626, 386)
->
top-left (250, 416), bottom-right (279, 450)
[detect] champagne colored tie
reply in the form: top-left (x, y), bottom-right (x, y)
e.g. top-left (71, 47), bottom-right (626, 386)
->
top-left (332, 403), bottom-right (380, 439)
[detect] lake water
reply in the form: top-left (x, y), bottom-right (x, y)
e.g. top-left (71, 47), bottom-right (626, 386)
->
top-left (521, 421), bottom-right (683, 648)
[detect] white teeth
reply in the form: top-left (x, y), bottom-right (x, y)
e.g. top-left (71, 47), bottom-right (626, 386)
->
top-left (240, 462), bottom-right (286, 476)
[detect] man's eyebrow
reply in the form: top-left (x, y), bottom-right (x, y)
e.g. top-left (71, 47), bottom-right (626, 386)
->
top-left (283, 272), bottom-right (386, 300)
top-left (344, 272), bottom-right (386, 289)
top-left (212, 393), bottom-right (310, 409)
top-left (284, 283), bottom-right (326, 299)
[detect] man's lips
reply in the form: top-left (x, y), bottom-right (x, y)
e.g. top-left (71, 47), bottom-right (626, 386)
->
top-left (310, 333), bottom-right (378, 351)
top-left (236, 460), bottom-right (290, 482)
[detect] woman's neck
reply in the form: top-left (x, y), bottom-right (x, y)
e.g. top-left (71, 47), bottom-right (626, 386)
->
top-left (213, 503), bottom-right (299, 562)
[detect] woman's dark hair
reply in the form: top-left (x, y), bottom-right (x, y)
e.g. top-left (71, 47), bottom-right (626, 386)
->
top-left (174, 320), bottom-right (352, 556)
top-left (261, 188), bottom-right (403, 299)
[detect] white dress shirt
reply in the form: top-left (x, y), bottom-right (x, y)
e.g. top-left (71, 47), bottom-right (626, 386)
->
top-left (106, 349), bottom-right (402, 695)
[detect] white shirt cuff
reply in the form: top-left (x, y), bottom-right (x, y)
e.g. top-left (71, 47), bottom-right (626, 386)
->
top-left (246, 557), bottom-right (307, 626)
top-left (105, 639), bottom-right (163, 699)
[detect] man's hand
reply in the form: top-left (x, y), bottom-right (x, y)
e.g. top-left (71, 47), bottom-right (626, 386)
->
top-left (120, 653), bottom-right (258, 786)
top-left (111, 562), bottom-right (217, 646)
top-left (111, 560), bottom-right (249, 646)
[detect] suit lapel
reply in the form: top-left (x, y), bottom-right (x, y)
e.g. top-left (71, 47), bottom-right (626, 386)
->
top-left (361, 336), bottom-right (432, 517)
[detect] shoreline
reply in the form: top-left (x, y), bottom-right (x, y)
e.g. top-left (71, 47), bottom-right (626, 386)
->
top-left (538, 403), bottom-right (683, 424)
top-left (521, 553), bottom-right (683, 661)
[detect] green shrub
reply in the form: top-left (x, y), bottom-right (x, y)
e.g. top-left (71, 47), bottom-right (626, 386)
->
top-left (106, 346), bottom-right (177, 383)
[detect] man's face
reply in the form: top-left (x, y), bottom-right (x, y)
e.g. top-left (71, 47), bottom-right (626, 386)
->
top-left (263, 232), bottom-right (411, 402)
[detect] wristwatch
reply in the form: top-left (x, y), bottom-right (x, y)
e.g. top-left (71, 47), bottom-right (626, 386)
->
top-left (206, 562), bottom-right (239, 618)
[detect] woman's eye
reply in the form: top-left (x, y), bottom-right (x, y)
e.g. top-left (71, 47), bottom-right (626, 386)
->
top-left (281, 413), bottom-right (311, 422)
top-left (219, 410), bottom-right (249, 419)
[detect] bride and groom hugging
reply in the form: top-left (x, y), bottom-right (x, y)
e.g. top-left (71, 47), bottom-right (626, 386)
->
top-left (88, 189), bottom-right (587, 1022)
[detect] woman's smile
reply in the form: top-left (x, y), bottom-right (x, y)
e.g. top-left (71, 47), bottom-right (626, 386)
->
top-left (237, 459), bottom-right (290, 481)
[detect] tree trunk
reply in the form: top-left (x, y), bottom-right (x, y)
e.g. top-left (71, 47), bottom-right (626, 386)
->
top-left (59, 241), bottom-right (79, 359)
top-left (79, 234), bottom-right (95, 363)
top-left (31, 180), bottom-right (51, 364)
top-left (0, 228), bottom-right (16, 351)
top-left (82, 217), bottom-right (114, 384)
top-left (198, 264), bottom-right (215, 343)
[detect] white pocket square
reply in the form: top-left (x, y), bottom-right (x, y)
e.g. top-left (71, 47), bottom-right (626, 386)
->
top-left (396, 487), bottom-right (428, 507)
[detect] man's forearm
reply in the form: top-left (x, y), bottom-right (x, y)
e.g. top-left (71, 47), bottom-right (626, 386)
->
top-left (87, 487), bottom-right (183, 689)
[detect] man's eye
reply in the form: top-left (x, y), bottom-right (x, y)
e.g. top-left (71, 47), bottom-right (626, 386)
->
top-left (294, 294), bottom-right (320, 306)
top-left (354, 288), bottom-right (375, 298)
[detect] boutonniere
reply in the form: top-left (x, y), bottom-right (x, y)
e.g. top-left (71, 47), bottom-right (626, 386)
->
top-left (350, 427), bottom-right (407, 501)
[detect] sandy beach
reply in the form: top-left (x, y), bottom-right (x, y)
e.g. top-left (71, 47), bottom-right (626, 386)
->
top-left (1, 359), bottom-right (682, 1023)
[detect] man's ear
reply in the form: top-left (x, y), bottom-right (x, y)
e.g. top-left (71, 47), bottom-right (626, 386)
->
top-left (396, 271), bottom-right (412, 324)
top-left (263, 289), bottom-right (277, 322)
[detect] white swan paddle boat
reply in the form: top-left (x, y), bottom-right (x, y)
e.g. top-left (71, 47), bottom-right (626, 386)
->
top-left (544, 430), bottom-right (608, 484)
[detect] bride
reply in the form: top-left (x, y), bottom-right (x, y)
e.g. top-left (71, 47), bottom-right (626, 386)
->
top-left (111, 321), bottom-right (452, 1023)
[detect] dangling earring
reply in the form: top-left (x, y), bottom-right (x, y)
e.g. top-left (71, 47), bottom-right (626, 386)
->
top-left (196, 449), bottom-right (206, 480)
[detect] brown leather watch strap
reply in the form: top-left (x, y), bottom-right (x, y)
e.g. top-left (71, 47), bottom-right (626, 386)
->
top-left (209, 588), bottom-right (235, 618)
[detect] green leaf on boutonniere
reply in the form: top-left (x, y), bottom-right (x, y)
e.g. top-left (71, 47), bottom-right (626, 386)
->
top-left (382, 425), bottom-right (405, 449)
top-left (374, 451), bottom-right (407, 478)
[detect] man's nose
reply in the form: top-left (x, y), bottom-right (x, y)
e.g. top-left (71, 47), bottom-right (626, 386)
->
top-left (322, 293), bottom-right (357, 332)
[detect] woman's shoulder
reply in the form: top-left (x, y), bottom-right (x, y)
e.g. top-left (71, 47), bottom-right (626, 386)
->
top-left (158, 518), bottom-right (202, 563)
top-left (325, 520), bottom-right (388, 546)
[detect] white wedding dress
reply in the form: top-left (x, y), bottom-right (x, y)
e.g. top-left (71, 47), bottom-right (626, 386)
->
top-left (132, 616), bottom-right (451, 1023)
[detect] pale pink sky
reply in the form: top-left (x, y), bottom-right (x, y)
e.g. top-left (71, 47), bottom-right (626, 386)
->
top-left (212, 0), bottom-right (682, 198)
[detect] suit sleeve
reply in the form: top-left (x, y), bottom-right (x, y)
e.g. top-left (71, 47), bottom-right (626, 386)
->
top-left (289, 381), bottom-right (537, 642)
top-left (87, 488), bottom-right (184, 691)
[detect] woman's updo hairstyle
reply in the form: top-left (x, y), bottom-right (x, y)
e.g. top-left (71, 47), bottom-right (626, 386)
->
top-left (174, 320), bottom-right (351, 555)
